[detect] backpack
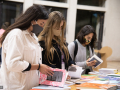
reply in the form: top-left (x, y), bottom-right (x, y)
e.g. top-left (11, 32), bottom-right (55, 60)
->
top-left (73, 40), bottom-right (78, 62)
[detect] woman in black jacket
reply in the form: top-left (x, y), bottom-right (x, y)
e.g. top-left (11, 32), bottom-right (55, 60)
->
top-left (38, 11), bottom-right (76, 70)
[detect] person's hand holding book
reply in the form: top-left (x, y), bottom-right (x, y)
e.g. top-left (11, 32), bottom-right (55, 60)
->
top-left (86, 58), bottom-right (96, 66)
top-left (39, 64), bottom-right (54, 76)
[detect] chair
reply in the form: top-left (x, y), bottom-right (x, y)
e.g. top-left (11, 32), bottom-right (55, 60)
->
top-left (93, 46), bottom-right (112, 71)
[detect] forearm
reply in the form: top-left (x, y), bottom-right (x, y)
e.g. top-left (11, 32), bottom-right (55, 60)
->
top-left (75, 61), bottom-right (87, 68)
top-left (31, 64), bottom-right (39, 70)
top-left (23, 63), bottom-right (39, 72)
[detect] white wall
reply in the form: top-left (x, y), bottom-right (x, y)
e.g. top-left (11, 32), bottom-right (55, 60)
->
top-left (102, 0), bottom-right (120, 61)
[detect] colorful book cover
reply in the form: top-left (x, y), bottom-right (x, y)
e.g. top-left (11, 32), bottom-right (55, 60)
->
top-left (39, 68), bottom-right (66, 87)
top-left (81, 75), bottom-right (98, 80)
top-left (76, 82), bottom-right (116, 89)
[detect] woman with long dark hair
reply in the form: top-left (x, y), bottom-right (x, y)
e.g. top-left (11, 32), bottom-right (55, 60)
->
top-left (68, 25), bottom-right (97, 74)
top-left (0, 5), bottom-right (53, 90)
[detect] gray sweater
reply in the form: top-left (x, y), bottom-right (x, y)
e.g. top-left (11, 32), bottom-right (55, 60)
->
top-left (68, 39), bottom-right (94, 70)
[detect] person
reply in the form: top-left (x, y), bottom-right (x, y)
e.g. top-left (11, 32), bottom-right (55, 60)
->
top-left (0, 5), bottom-right (53, 90)
top-left (0, 22), bottom-right (10, 64)
top-left (38, 11), bottom-right (76, 70)
top-left (0, 22), bottom-right (10, 44)
top-left (0, 22), bottom-right (10, 36)
top-left (68, 25), bottom-right (97, 74)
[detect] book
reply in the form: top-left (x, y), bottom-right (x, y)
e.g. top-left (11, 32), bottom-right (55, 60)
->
top-left (39, 68), bottom-right (67, 87)
top-left (30, 89), bottom-right (42, 90)
top-left (32, 85), bottom-right (71, 90)
top-left (107, 74), bottom-right (120, 77)
top-left (81, 75), bottom-right (98, 80)
top-left (89, 54), bottom-right (103, 68)
top-left (68, 66), bottom-right (83, 79)
top-left (89, 71), bottom-right (100, 75)
top-left (99, 68), bottom-right (118, 74)
top-left (76, 82), bottom-right (117, 90)
top-left (88, 80), bottom-right (109, 84)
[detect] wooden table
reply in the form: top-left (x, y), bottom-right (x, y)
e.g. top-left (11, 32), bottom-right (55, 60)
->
top-left (69, 84), bottom-right (77, 90)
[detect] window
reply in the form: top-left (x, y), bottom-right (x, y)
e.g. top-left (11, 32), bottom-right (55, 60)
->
top-left (75, 9), bottom-right (104, 49)
top-left (0, 1), bottom-right (23, 28)
top-left (45, 6), bottom-right (67, 36)
top-left (45, 6), bottom-right (67, 19)
top-left (40, 0), bottom-right (67, 3)
top-left (78, 0), bottom-right (105, 7)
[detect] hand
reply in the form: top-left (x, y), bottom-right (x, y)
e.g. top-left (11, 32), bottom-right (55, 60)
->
top-left (86, 58), bottom-right (96, 66)
top-left (39, 64), bottom-right (54, 76)
top-left (71, 64), bottom-right (79, 67)
top-left (66, 75), bottom-right (71, 81)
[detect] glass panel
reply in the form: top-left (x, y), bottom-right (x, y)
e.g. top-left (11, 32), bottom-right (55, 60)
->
top-left (0, 1), bottom-right (23, 28)
top-left (45, 6), bottom-right (67, 19)
top-left (45, 6), bottom-right (67, 36)
top-left (40, 0), bottom-right (67, 3)
top-left (78, 0), bottom-right (105, 7)
top-left (75, 10), bottom-right (104, 49)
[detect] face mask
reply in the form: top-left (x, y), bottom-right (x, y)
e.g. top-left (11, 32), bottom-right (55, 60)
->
top-left (53, 29), bottom-right (61, 36)
top-left (84, 38), bottom-right (91, 44)
top-left (32, 21), bottom-right (43, 36)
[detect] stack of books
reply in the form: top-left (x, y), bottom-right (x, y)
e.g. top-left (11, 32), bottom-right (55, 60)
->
top-left (76, 82), bottom-right (117, 90)
top-left (99, 68), bottom-right (118, 74)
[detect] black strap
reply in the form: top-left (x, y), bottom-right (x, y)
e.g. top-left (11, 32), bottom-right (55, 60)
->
top-left (73, 40), bottom-right (78, 62)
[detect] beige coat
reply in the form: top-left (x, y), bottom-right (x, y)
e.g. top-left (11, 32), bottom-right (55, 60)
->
top-left (1, 29), bottom-right (42, 90)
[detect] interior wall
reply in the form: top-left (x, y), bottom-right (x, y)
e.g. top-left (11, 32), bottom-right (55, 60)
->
top-left (102, 0), bottom-right (120, 61)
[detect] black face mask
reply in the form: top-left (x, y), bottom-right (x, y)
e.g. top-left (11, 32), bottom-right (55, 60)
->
top-left (32, 24), bottom-right (43, 36)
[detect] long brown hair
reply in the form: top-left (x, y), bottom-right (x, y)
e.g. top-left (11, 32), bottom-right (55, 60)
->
top-left (1, 5), bottom-right (48, 44)
top-left (38, 11), bottom-right (69, 64)
top-left (76, 25), bottom-right (97, 49)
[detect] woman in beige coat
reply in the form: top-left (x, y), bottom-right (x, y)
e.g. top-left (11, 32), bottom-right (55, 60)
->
top-left (0, 5), bottom-right (53, 90)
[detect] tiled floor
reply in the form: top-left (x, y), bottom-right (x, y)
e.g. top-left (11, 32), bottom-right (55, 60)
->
top-left (107, 61), bottom-right (120, 72)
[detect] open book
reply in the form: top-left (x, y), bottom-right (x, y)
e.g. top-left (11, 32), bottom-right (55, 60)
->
top-left (68, 66), bottom-right (83, 79)
top-left (89, 54), bottom-right (103, 68)
top-left (39, 68), bottom-right (67, 87)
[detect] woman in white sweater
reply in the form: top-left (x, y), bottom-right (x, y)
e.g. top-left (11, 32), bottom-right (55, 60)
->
top-left (68, 25), bottom-right (97, 74)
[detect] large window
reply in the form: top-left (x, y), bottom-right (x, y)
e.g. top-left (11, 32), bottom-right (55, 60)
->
top-left (78, 0), bottom-right (105, 7)
top-left (45, 6), bottom-right (67, 19)
top-left (45, 6), bottom-right (67, 36)
top-left (75, 10), bottom-right (104, 49)
top-left (0, 1), bottom-right (23, 28)
top-left (40, 0), bottom-right (67, 3)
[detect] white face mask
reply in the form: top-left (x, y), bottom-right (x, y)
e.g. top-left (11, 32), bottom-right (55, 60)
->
top-left (53, 29), bottom-right (61, 36)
